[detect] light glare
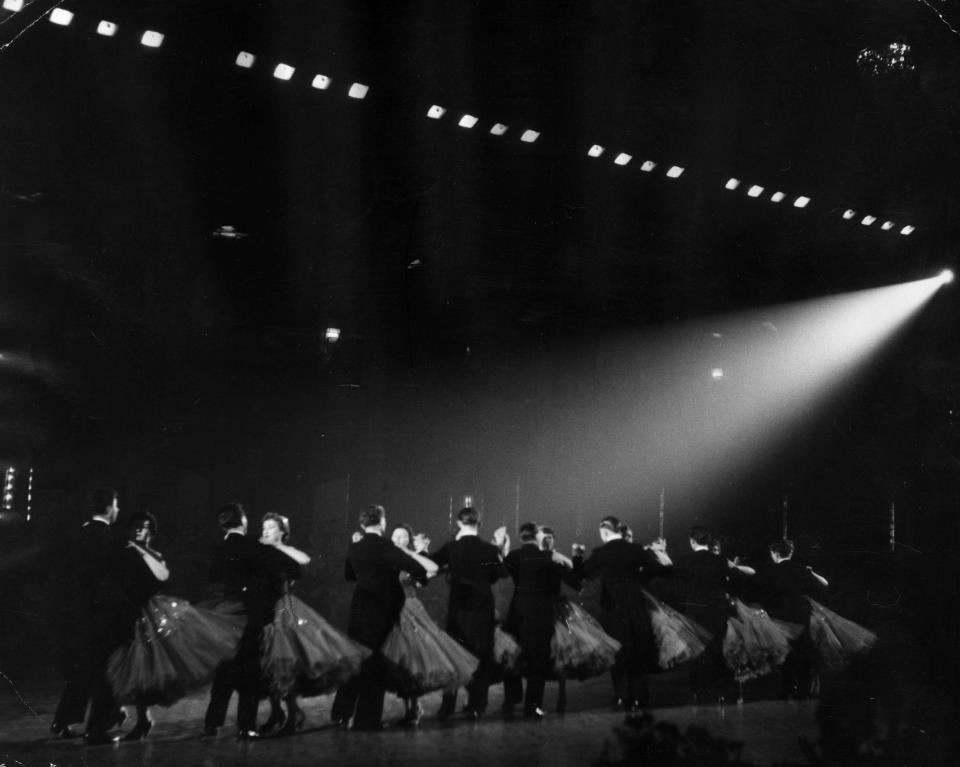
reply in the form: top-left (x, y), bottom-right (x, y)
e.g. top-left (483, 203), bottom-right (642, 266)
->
top-left (940, 270), bottom-right (954, 285)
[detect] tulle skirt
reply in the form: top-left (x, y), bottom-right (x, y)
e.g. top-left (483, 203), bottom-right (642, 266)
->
top-left (643, 590), bottom-right (712, 670)
top-left (551, 598), bottom-right (621, 679)
top-left (382, 597), bottom-right (479, 696)
top-left (107, 595), bottom-right (245, 706)
top-left (807, 598), bottom-right (878, 671)
top-left (723, 599), bottom-right (802, 682)
top-left (261, 594), bottom-right (370, 697)
top-left (493, 624), bottom-right (522, 674)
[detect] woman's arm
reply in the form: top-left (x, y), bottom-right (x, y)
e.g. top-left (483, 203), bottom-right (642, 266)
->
top-left (273, 542), bottom-right (312, 566)
top-left (130, 542), bottom-right (170, 582)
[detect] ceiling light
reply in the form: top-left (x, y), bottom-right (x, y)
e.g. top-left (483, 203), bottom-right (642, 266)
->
top-left (490, 123), bottom-right (508, 136)
top-left (793, 196), bottom-right (810, 208)
top-left (520, 129), bottom-right (539, 143)
top-left (587, 145), bottom-right (605, 158)
top-left (724, 178), bottom-right (740, 190)
top-left (235, 51), bottom-right (256, 68)
top-left (348, 83), bottom-right (369, 99)
top-left (861, 215), bottom-right (876, 226)
top-left (426, 105), bottom-right (446, 119)
top-left (900, 225), bottom-right (914, 235)
top-left (842, 209), bottom-right (856, 220)
top-left (613, 153), bottom-right (632, 166)
top-left (458, 114), bottom-right (478, 128)
top-left (96, 20), bottom-right (118, 36)
top-left (747, 185), bottom-right (764, 197)
top-left (273, 63), bottom-right (295, 81)
top-left (312, 75), bottom-right (332, 90)
top-left (880, 221), bottom-right (894, 230)
top-left (640, 161), bottom-right (656, 172)
top-left (666, 166), bottom-right (684, 178)
top-left (49, 8), bottom-right (73, 25)
top-left (770, 191), bottom-right (785, 203)
top-left (2, 0), bottom-right (24, 11)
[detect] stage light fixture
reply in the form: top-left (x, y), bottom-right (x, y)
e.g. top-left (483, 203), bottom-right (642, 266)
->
top-left (273, 63), bottom-right (295, 80)
top-left (793, 196), bottom-right (810, 208)
top-left (348, 83), bottom-right (369, 99)
top-left (325, 327), bottom-right (341, 342)
top-left (426, 105), bottom-right (446, 119)
top-left (312, 75), bottom-right (332, 90)
top-left (940, 270), bottom-right (954, 284)
top-left (587, 145), bottom-right (605, 158)
top-left (770, 191), bottom-right (785, 203)
top-left (2, 0), bottom-right (24, 11)
top-left (747, 185), bottom-right (764, 198)
top-left (96, 20), bottom-right (117, 36)
top-left (711, 368), bottom-right (724, 379)
top-left (640, 161), bottom-right (656, 172)
top-left (520, 129), bottom-right (539, 143)
top-left (614, 153), bottom-right (632, 166)
top-left (49, 8), bottom-right (73, 25)
top-left (900, 225), bottom-right (914, 235)
top-left (141, 30), bottom-right (164, 48)
top-left (666, 166), bottom-right (684, 178)
top-left (458, 114), bottom-right (478, 128)
top-left (235, 51), bottom-right (255, 68)
top-left (490, 123), bottom-right (508, 136)
top-left (724, 178), bottom-right (740, 190)
top-left (881, 221), bottom-right (894, 230)
top-left (861, 215), bottom-right (876, 226)
top-left (842, 209), bottom-right (856, 220)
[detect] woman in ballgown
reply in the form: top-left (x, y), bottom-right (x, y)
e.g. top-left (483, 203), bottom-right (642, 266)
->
top-left (258, 513), bottom-right (370, 736)
top-left (381, 525), bottom-right (479, 726)
top-left (106, 513), bottom-right (244, 740)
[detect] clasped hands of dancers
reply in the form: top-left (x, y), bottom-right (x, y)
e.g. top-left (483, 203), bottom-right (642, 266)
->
top-left (50, 490), bottom-right (877, 743)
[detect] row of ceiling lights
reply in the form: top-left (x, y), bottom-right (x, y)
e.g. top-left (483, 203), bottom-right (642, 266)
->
top-left (28, 3), bottom-right (917, 237)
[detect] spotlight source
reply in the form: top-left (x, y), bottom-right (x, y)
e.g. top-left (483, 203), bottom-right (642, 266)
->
top-left (711, 368), bottom-right (724, 380)
top-left (940, 269), bottom-right (954, 285)
top-left (325, 327), bottom-right (341, 342)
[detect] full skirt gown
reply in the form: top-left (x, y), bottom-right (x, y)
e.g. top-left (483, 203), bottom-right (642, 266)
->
top-left (261, 593), bottom-right (371, 697)
top-left (643, 590), bottom-right (712, 670)
top-left (492, 624), bottom-right (522, 676)
top-left (107, 595), bottom-right (244, 706)
top-left (381, 597), bottom-right (480, 697)
top-left (807, 598), bottom-right (878, 671)
top-left (550, 598), bottom-right (622, 679)
top-left (722, 599), bottom-right (803, 682)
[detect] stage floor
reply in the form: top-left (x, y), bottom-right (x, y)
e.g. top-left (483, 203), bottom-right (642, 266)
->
top-left (0, 669), bottom-right (818, 767)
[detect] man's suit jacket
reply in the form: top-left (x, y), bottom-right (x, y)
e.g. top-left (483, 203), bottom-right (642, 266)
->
top-left (209, 532), bottom-right (298, 627)
top-left (575, 538), bottom-right (666, 612)
top-left (754, 559), bottom-right (823, 625)
top-left (504, 543), bottom-right (580, 662)
top-left (344, 532), bottom-right (427, 649)
top-left (431, 535), bottom-right (508, 653)
top-left (676, 547), bottom-right (738, 635)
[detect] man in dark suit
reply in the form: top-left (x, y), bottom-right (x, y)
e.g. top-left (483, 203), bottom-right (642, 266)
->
top-left (502, 522), bottom-right (579, 719)
top-left (676, 525), bottom-right (740, 703)
top-left (51, 487), bottom-right (127, 744)
top-left (573, 515), bottom-right (671, 711)
top-left (754, 538), bottom-right (828, 699)
top-left (330, 504), bottom-right (428, 731)
top-left (431, 506), bottom-right (509, 718)
top-left (202, 502), bottom-right (298, 740)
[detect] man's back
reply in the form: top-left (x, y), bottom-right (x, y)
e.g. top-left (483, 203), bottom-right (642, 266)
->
top-left (434, 535), bottom-right (506, 609)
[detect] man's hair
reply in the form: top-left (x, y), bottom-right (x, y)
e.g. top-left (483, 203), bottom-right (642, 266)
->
top-left (518, 521), bottom-right (538, 541)
top-left (457, 507), bottom-right (479, 526)
top-left (359, 504), bottom-right (385, 529)
top-left (88, 487), bottom-right (117, 517)
top-left (599, 515), bottom-right (620, 532)
top-left (218, 503), bottom-right (246, 531)
top-left (128, 511), bottom-right (158, 536)
top-left (688, 526), bottom-right (712, 547)
top-left (262, 512), bottom-right (291, 542)
top-left (769, 539), bottom-right (795, 559)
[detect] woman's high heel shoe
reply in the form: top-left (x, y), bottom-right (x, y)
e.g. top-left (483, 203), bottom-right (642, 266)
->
top-left (276, 709), bottom-right (304, 737)
top-left (121, 719), bottom-right (152, 741)
top-left (258, 708), bottom-right (286, 735)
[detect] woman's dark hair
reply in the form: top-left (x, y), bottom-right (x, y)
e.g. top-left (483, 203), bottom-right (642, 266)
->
top-left (128, 511), bottom-right (158, 537)
top-left (392, 524), bottom-right (415, 550)
top-left (262, 512), bottom-right (291, 542)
